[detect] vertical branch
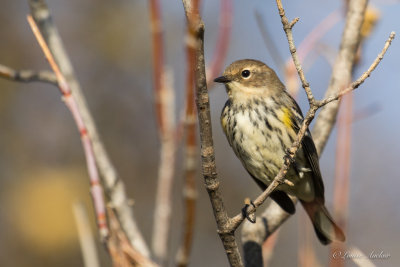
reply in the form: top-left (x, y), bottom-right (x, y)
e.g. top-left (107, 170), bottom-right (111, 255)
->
top-left (149, 1), bottom-right (177, 264)
top-left (149, 0), bottom-right (166, 136)
top-left (151, 70), bottom-right (177, 265)
top-left (176, 1), bottom-right (200, 264)
top-left (182, 1), bottom-right (243, 266)
top-left (28, 0), bottom-right (149, 255)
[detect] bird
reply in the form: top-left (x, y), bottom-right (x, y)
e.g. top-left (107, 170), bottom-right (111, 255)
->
top-left (214, 59), bottom-right (345, 245)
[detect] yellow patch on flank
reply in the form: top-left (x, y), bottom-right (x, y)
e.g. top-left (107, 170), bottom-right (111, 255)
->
top-left (221, 115), bottom-right (228, 135)
top-left (282, 107), bottom-right (293, 129)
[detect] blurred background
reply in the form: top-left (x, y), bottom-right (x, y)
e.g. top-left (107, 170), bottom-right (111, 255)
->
top-left (0, 0), bottom-right (399, 266)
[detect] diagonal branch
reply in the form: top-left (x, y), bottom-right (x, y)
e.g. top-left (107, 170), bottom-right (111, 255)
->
top-left (27, 14), bottom-right (109, 239)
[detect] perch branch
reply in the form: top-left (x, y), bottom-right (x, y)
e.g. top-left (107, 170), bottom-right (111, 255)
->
top-left (182, 0), bottom-right (244, 266)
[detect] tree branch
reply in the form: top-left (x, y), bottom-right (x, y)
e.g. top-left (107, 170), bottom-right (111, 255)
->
top-left (148, 0), bottom-right (178, 264)
top-left (0, 64), bottom-right (57, 85)
top-left (176, 1), bottom-right (200, 264)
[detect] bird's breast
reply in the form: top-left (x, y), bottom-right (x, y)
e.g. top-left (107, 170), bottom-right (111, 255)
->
top-left (221, 101), bottom-right (294, 181)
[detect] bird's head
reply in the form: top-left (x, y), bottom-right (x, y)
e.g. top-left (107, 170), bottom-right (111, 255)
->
top-left (214, 59), bottom-right (285, 100)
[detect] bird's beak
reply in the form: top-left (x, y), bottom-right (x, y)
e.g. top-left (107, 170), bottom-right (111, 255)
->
top-left (214, 76), bottom-right (231, 83)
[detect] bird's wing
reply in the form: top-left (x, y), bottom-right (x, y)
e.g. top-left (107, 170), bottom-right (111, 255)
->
top-left (287, 95), bottom-right (325, 201)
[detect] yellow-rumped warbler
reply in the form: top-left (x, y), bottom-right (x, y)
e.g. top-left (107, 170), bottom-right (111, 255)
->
top-left (214, 59), bottom-right (345, 244)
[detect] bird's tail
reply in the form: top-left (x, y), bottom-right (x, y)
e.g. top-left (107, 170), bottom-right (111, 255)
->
top-left (300, 199), bottom-right (345, 245)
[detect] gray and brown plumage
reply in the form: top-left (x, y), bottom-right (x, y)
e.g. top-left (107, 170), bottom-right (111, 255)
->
top-left (215, 59), bottom-right (345, 244)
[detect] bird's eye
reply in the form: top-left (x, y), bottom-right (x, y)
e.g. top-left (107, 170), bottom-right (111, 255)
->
top-left (241, 69), bottom-right (251, 78)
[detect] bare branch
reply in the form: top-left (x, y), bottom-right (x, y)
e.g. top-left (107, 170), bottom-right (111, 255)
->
top-left (176, 2), bottom-right (199, 263)
top-left (148, 0), bottom-right (178, 263)
top-left (27, 0), bottom-right (149, 255)
top-left (317, 32), bottom-right (395, 107)
top-left (151, 69), bottom-right (177, 265)
top-left (0, 64), bottom-right (57, 85)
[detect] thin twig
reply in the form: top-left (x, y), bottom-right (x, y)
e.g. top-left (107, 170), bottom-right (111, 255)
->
top-left (275, 0), bottom-right (314, 104)
top-left (317, 32), bottom-right (395, 107)
top-left (73, 202), bottom-right (100, 267)
top-left (27, 0), bottom-right (149, 255)
top-left (0, 64), bottom-right (57, 85)
top-left (149, 0), bottom-right (167, 136)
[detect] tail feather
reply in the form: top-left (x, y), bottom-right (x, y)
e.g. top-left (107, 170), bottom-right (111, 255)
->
top-left (301, 200), bottom-right (345, 245)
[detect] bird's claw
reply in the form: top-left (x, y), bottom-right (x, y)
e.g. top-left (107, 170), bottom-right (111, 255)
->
top-left (283, 149), bottom-right (295, 164)
top-left (242, 198), bottom-right (256, 223)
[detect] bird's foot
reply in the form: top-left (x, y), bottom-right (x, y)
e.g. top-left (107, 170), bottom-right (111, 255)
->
top-left (283, 148), bottom-right (295, 164)
top-left (242, 198), bottom-right (256, 223)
